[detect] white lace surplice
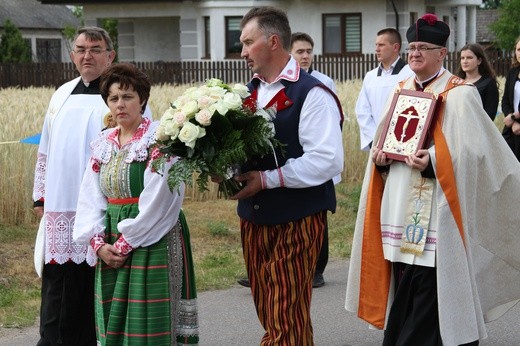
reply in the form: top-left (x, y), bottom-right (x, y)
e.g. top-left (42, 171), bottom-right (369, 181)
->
top-left (33, 94), bottom-right (108, 265)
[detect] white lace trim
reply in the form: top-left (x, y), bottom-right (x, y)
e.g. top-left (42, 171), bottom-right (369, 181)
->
top-left (33, 153), bottom-right (47, 201)
top-left (91, 118), bottom-right (158, 165)
top-left (45, 211), bottom-right (98, 265)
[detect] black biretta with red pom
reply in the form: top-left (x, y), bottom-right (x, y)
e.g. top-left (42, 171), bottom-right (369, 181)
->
top-left (406, 14), bottom-right (450, 47)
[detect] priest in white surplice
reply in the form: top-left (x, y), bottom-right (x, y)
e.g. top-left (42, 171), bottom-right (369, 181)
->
top-left (346, 14), bottom-right (520, 346)
top-left (32, 27), bottom-right (116, 346)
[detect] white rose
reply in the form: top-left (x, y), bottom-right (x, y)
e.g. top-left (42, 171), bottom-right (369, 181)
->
top-left (231, 83), bottom-right (250, 98)
top-left (208, 86), bottom-right (227, 101)
top-left (198, 95), bottom-right (217, 109)
top-left (186, 87), bottom-right (205, 101)
top-left (155, 123), bottom-right (170, 141)
top-left (173, 111), bottom-right (188, 126)
top-left (195, 108), bottom-right (214, 126)
top-left (172, 94), bottom-right (191, 109)
top-left (178, 122), bottom-right (206, 149)
top-left (197, 85), bottom-right (211, 97)
top-left (213, 100), bottom-right (229, 116)
top-left (161, 107), bottom-right (176, 122)
top-left (222, 92), bottom-right (243, 110)
top-left (181, 100), bottom-right (199, 118)
top-left (164, 121), bottom-right (180, 140)
top-left (206, 78), bottom-right (225, 87)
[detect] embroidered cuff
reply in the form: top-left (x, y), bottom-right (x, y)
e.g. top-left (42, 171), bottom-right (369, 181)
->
top-left (259, 171), bottom-right (266, 190)
top-left (114, 235), bottom-right (134, 256)
top-left (263, 168), bottom-right (286, 189)
top-left (90, 234), bottom-right (106, 254)
top-left (277, 168), bottom-right (285, 187)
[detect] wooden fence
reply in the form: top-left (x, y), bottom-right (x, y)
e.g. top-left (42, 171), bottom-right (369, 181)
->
top-left (0, 51), bottom-right (513, 89)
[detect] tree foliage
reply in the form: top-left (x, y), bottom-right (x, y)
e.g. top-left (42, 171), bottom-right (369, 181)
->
top-left (490, 0), bottom-right (520, 49)
top-left (62, 6), bottom-right (118, 60)
top-left (482, 0), bottom-right (501, 9)
top-left (0, 19), bottom-right (32, 63)
top-left (63, 6), bottom-right (84, 41)
top-left (101, 18), bottom-right (119, 56)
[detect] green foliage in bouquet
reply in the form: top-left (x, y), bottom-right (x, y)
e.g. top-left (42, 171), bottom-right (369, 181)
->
top-left (151, 79), bottom-right (281, 198)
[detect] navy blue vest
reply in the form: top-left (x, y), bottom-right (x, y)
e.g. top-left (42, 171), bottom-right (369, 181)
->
top-left (237, 70), bottom-right (337, 225)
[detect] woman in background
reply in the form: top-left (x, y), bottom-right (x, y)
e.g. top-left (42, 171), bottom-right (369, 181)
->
top-left (456, 43), bottom-right (499, 121)
top-left (73, 63), bottom-right (199, 345)
top-left (501, 36), bottom-right (520, 161)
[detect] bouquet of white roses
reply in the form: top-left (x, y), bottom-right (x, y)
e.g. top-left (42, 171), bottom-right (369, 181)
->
top-left (151, 78), bottom-right (279, 198)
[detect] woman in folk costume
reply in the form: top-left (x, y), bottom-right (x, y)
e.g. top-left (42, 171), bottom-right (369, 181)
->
top-left (345, 14), bottom-right (520, 345)
top-left (73, 63), bottom-right (199, 345)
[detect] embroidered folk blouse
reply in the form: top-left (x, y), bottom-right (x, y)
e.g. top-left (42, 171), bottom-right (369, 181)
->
top-left (73, 118), bottom-right (184, 265)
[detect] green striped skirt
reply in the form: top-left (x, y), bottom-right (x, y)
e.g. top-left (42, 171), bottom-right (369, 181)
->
top-left (96, 204), bottom-right (198, 346)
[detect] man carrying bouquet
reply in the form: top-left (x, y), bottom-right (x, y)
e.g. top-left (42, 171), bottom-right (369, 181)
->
top-left (232, 6), bottom-right (344, 345)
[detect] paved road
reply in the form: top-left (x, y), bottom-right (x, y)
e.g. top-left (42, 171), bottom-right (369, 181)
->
top-left (1, 260), bottom-right (519, 345)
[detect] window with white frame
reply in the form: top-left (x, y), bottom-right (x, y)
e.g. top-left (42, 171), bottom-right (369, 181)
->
top-left (225, 16), bottom-right (242, 58)
top-left (203, 16), bottom-right (211, 59)
top-left (36, 38), bottom-right (61, 62)
top-left (323, 13), bottom-right (361, 55)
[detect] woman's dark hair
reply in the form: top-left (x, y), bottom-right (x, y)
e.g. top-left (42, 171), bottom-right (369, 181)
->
top-left (455, 43), bottom-right (497, 81)
top-left (100, 63), bottom-right (151, 113)
top-left (512, 36), bottom-right (520, 68)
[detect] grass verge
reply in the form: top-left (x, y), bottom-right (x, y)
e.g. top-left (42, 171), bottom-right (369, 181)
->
top-left (0, 181), bottom-right (361, 328)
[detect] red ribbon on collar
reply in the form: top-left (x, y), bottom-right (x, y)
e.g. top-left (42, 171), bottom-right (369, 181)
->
top-left (266, 88), bottom-right (293, 112)
top-left (243, 88), bottom-right (294, 114)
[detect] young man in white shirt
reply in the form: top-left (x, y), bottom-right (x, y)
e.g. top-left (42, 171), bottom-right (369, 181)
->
top-left (355, 28), bottom-right (413, 151)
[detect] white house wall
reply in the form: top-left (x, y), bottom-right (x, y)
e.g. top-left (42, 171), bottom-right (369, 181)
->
top-left (93, 17), bottom-right (182, 62)
top-left (20, 29), bottom-right (72, 63)
top-left (284, 0), bottom-right (382, 55)
top-left (203, 0), bottom-right (398, 57)
top-left (80, 0), bottom-right (480, 62)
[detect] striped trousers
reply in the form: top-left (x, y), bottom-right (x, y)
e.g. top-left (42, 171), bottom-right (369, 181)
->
top-left (241, 211), bottom-right (326, 346)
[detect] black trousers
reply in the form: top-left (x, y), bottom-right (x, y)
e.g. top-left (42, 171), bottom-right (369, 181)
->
top-left (383, 263), bottom-right (479, 346)
top-left (37, 262), bottom-right (96, 346)
top-left (315, 221), bottom-right (329, 275)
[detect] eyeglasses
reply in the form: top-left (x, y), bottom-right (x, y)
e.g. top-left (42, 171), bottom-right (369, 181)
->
top-left (405, 45), bottom-right (443, 52)
top-left (73, 47), bottom-right (109, 56)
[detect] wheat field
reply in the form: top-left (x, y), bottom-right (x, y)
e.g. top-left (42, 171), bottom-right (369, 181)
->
top-left (0, 80), bottom-right (367, 225)
top-left (0, 77), bottom-right (506, 226)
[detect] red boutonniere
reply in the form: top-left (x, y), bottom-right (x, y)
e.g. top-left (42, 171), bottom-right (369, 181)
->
top-left (243, 89), bottom-right (258, 114)
top-left (266, 88), bottom-right (293, 112)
